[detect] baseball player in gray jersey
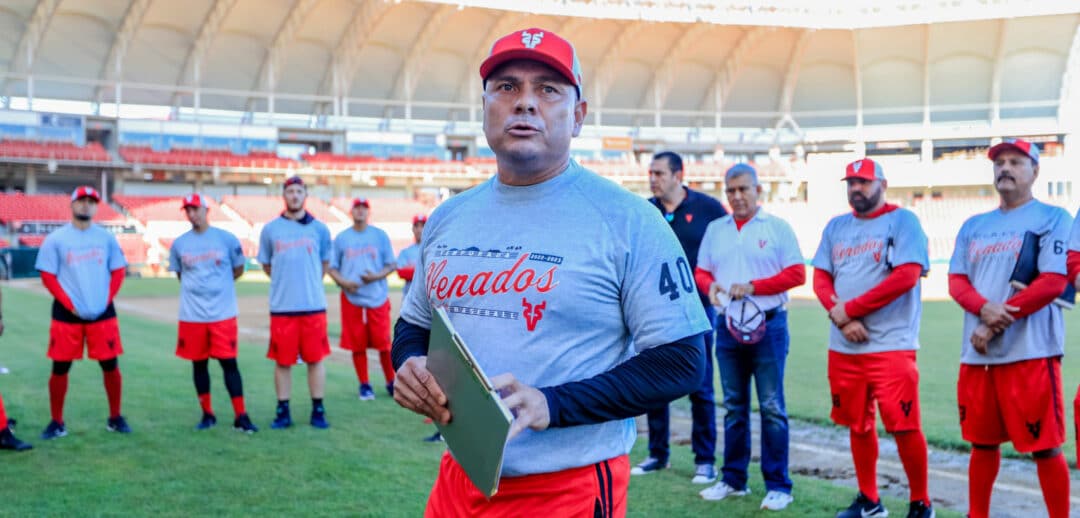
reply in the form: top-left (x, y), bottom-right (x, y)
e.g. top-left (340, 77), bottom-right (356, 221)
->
top-left (948, 138), bottom-right (1071, 518)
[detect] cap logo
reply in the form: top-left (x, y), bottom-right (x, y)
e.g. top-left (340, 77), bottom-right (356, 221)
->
top-left (521, 30), bottom-right (544, 49)
top-left (852, 160), bottom-right (863, 173)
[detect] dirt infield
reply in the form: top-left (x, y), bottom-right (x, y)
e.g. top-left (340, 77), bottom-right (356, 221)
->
top-left (115, 291), bottom-right (405, 365)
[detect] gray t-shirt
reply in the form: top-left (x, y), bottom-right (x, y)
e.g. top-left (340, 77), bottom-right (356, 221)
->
top-left (400, 160), bottom-right (710, 477)
top-left (169, 227), bottom-right (245, 322)
top-left (331, 226), bottom-right (395, 308)
top-left (949, 199), bottom-right (1071, 365)
top-left (812, 207), bottom-right (929, 354)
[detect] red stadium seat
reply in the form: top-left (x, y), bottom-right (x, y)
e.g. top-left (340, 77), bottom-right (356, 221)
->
top-left (221, 195), bottom-right (342, 225)
top-left (119, 147), bottom-right (298, 169)
top-left (113, 194), bottom-right (226, 224)
top-left (0, 193), bottom-right (125, 225)
top-left (0, 138), bottom-right (110, 162)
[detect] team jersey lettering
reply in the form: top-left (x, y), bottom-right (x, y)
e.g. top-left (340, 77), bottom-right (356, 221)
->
top-left (180, 249), bottom-right (225, 268)
top-left (343, 245), bottom-right (379, 260)
top-left (65, 247), bottom-right (105, 266)
top-left (425, 253), bottom-right (559, 301)
top-left (832, 239), bottom-right (884, 262)
top-left (274, 237), bottom-right (315, 254)
top-left (966, 235), bottom-right (1023, 262)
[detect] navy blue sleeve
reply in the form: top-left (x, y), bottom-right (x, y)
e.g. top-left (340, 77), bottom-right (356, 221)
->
top-left (539, 332), bottom-right (705, 428)
top-left (391, 317), bottom-right (430, 371)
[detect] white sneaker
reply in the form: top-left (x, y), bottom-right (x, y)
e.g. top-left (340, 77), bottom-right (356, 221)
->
top-left (760, 491), bottom-right (794, 510)
top-left (699, 481), bottom-right (750, 501)
top-left (691, 463), bottom-right (718, 484)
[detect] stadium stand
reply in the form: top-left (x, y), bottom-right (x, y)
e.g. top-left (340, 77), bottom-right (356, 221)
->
top-left (330, 198), bottom-right (429, 224)
top-left (119, 146), bottom-right (297, 169)
top-left (304, 153), bottom-right (470, 176)
top-left (0, 193), bottom-right (126, 224)
top-left (0, 139), bottom-right (110, 162)
top-left (16, 235), bottom-right (45, 247)
top-left (220, 195), bottom-right (343, 225)
top-left (113, 194), bottom-right (229, 224)
top-left (115, 234), bottom-right (148, 265)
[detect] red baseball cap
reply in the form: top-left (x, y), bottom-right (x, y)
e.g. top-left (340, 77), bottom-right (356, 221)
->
top-left (987, 138), bottom-right (1040, 164)
top-left (842, 158), bottom-right (886, 182)
top-left (181, 193), bottom-right (208, 209)
top-left (352, 198), bottom-right (370, 209)
top-left (412, 214), bottom-right (428, 225)
top-left (71, 186), bottom-right (100, 202)
top-left (479, 28), bottom-right (583, 96)
top-left (283, 176), bottom-right (305, 189)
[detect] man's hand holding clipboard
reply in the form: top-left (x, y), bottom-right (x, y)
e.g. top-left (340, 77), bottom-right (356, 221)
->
top-left (392, 357), bottom-right (451, 426)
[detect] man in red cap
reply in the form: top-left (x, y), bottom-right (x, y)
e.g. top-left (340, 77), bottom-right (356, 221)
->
top-left (948, 138), bottom-right (1071, 518)
top-left (35, 186), bottom-right (131, 439)
top-left (327, 198), bottom-right (397, 401)
top-left (168, 193), bottom-right (257, 433)
top-left (811, 160), bottom-right (935, 518)
top-left (391, 28), bottom-right (710, 517)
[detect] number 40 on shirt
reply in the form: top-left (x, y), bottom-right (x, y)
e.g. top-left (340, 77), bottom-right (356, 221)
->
top-left (659, 257), bottom-right (695, 300)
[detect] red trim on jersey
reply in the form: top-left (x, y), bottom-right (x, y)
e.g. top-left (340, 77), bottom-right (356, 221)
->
top-left (108, 268), bottom-right (124, 304)
top-left (844, 263), bottom-right (922, 319)
top-left (694, 267), bottom-right (715, 296)
top-left (734, 217), bottom-right (750, 231)
top-left (1005, 272), bottom-right (1068, 319)
top-left (948, 274), bottom-right (988, 316)
top-left (40, 271), bottom-right (75, 312)
top-left (396, 265), bottom-right (416, 282)
top-left (1067, 250), bottom-right (1080, 285)
top-left (750, 264), bottom-right (805, 296)
top-left (853, 202), bottom-right (899, 219)
top-left (813, 268), bottom-right (838, 311)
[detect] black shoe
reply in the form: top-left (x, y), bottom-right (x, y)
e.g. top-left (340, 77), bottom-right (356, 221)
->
top-left (0, 427), bottom-right (31, 451)
top-left (195, 413), bottom-right (217, 430)
top-left (386, 381), bottom-right (394, 397)
top-left (906, 501), bottom-right (933, 518)
top-left (233, 414), bottom-right (258, 434)
top-left (310, 411), bottom-right (329, 429)
top-left (106, 415), bottom-right (132, 434)
top-left (836, 492), bottom-right (888, 518)
top-left (40, 420), bottom-right (67, 440)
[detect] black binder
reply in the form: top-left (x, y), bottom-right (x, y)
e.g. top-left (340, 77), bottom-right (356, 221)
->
top-left (1009, 231), bottom-right (1075, 309)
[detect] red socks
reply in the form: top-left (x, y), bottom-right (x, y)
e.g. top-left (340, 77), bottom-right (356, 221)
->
top-left (378, 351), bottom-right (395, 383)
top-left (49, 373), bottom-right (69, 423)
top-left (1074, 386), bottom-right (1079, 468)
top-left (352, 352), bottom-right (369, 384)
top-left (968, 446), bottom-right (1000, 518)
top-left (0, 393), bottom-right (8, 427)
top-left (198, 393), bottom-right (213, 415)
top-left (850, 428), bottom-right (880, 502)
top-left (231, 396), bottom-right (246, 417)
top-left (1035, 453), bottom-right (1070, 518)
top-left (103, 368), bottom-right (122, 419)
top-left (894, 430), bottom-right (930, 505)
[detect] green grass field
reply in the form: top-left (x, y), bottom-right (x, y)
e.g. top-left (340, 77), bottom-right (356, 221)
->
top-left (3, 278), bottom-right (1070, 516)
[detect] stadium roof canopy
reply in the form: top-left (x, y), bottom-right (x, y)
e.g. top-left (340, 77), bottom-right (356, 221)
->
top-left (0, 0), bottom-right (1078, 132)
